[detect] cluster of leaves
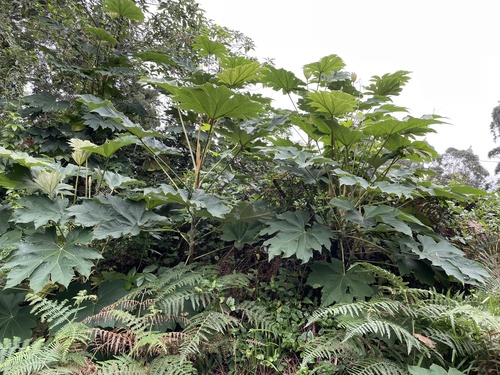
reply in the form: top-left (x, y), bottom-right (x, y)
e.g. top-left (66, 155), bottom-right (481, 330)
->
top-left (0, 0), bottom-right (497, 374)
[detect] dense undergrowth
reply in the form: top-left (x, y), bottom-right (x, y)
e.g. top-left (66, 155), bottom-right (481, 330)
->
top-left (0, 0), bottom-right (498, 374)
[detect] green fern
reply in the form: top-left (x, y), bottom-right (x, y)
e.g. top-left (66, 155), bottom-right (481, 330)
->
top-left (180, 310), bottom-right (240, 356)
top-left (149, 355), bottom-right (197, 375)
top-left (95, 355), bottom-right (148, 375)
top-left (27, 293), bottom-right (80, 329)
top-left (0, 337), bottom-right (31, 364)
top-left (349, 358), bottom-right (408, 375)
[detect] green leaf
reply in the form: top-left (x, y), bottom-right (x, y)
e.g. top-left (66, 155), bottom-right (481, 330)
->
top-left (103, 0), bottom-right (145, 22)
top-left (304, 54), bottom-right (345, 78)
top-left (365, 70), bottom-right (411, 99)
top-left (408, 364), bottom-right (465, 375)
top-left (0, 147), bottom-right (51, 168)
top-left (80, 134), bottom-right (138, 158)
top-left (260, 211), bottom-right (333, 262)
top-left (135, 51), bottom-right (174, 65)
top-left (2, 228), bottom-right (102, 292)
top-left (78, 95), bottom-right (164, 138)
top-left (67, 196), bottom-right (166, 240)
top-left (227, 202), bottom-right (273, 222)
top-left (416, 235), bottom-right (489, 285)
top-left (307, 90), bottom-right (357, 117)
top-left (362, 117), bottom-right (439, 138)
top-left (221, 221), bottom-right (262, 250)
top-left (11, 196), bottom-right (69, 229)
top-left (217, 61), bottom-right (262, 88)
top-left (102, 171), bottom-right (144, 191)
top-left (331, 122), bottom-right (364, 147)
top-left (192, 35), bottom-right (227, 58)
top-left (170, 83), bottom-right (264, 120)
top-left (308, 260), bottom-right (374, 306)
top-left (190, 190), bottom-right (231, 219)
top-left (84, 26), bottom-right (118, 44)
top-left (261, 65), bottom-right (305, 94)
top-left (0, 291), bottom-right (36, 340)
top-left (23, 92), bottom-right (69, 113)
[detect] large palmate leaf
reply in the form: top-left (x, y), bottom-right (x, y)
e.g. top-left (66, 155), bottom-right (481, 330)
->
top-left (217, 61), bottom-right (262, 88)
top-left (80, 134), bottom-right (138, 158)
top-left (308, 260), bottom-right (374, 306)
top-left (221, 221), bottom-right (262, 250)
top-left (192, 35), bottom-right (227, 58)
top-left (84, 26), bottom-right (118, 44)
top-left (11, 196), bottom-right (69, 229)
top-left (170, 83), bottom-right (264, 120)
top-left (0, 291), bottom-right (36, 340)
top-left (416, 235), bottom-right (489, 285)
top-left (2, 228), bottom-right (102, 292)
top-left (78, 95), bottom-right (164, 138)
top-left (103, 0), bottom-right (145, 22)
top-left (303, 54), bottom-right (345, 78)
top-left (362, 117), bottom-right (439, 138)
top-left (365, 70), bottom-right (411, 99)
top-left (67, 196), bottom-right (165, 240)
top-left (307, 90), bottom-right (357, 117)
top-left (260, 211), bottom-right (333, 262)
top-left (0, 147), bottom-right (51, 168)
top-left (261, 65), bottom-right (305, 94)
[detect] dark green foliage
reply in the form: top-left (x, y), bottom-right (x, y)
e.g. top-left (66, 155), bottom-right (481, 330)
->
top-left (0, 1), bottom-right (497, 373)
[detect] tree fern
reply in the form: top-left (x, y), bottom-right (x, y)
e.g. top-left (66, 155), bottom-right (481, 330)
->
top-left (95, 355), bottom-right (148, 375)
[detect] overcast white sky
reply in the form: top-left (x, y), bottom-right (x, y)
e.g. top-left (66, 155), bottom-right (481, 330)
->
top-left (197, 0), bottom-right (500, 173)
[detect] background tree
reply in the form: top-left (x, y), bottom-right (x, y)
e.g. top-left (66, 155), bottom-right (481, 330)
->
top-left (430, 146), bottom-right (491, 189)
top-left (488, 103), bottom-right (500, 173)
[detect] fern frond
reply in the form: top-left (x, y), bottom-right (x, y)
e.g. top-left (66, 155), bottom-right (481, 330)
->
top-left (149, 355), bottom-right (197, 375)
top-left (301, 331), bottom-right (360, 367)
top-left (355, 262), bottom-right (409, 290)
top-left (446, 304), bottom-right (500, 333)
top-left (95, 355), bottom-right (147, 375)
top-left (423, 328), bottom-right (479, 357)
top-left (28, 293), bottom-right (78, 329)
top-left (91, 327), bottom-right (136, 356)
top-left (348, 357), bottom-right (408, 375)
top-left (0, 337), bottom-right (31, 363)
top-left (237, 300), bottom-right (279, 338)
top-left (132, 331), bottom-right (185, 356)
top-left (343, 318), bottom-right (424, 355)
top-left (180, 311), bottom-right (240, 356)
top-left (0, 338), bottom-right (59, 375)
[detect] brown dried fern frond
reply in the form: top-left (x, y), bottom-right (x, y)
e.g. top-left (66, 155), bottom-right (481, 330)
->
top-left (90, 327), bottom-right (137, 356)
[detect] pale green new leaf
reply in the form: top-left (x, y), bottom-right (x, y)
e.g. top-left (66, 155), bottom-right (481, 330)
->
top-left (260, 211), bottom-right (333, 262)
top-left (84, 26), bottom-right (118, 44)
top-left (103, 0), bottom-right (145, 22)
top-left (408, 364), bottom-right (465, 375)
top-left (261, 65), bottom-right (305, 94)
top-left (2, 228), bottom-right (102, 292)
top-left (11, 196), bottom-right (69, 229)
top-left (67, 196), bottom-right (166, 240)
top-left (307, 90), bottom-right (357, 117)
